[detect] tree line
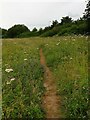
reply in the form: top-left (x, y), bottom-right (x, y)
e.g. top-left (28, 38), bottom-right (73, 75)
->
top-left (0, 1), bottom-right (89, 38)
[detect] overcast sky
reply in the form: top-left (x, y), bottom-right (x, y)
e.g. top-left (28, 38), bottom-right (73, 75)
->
top-left (0, 0), bottom-right (87, 30)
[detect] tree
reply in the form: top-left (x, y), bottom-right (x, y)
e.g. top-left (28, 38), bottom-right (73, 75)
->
top-left (0, 28), bottom-right (2, 38)
top-left (51, 20), bottom-right (59, 28)
top-left (32, 27), bottom-right (37, 32)
top-left (83, 1), bottom-right (90, 19)
top-left (83, 0), bottom-right (90, 34)
top-left (43, 26), bottom-right (51, 33)
top-left (2, 29), bottom-right (7, 38)
top-left (61, 16), bottom-right (72, 25)
top-left (7, 24), bottom-right (30, 38)
top-left (38, 28), bottom-right (43, 35)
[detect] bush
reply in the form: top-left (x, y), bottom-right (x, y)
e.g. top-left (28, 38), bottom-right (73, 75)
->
top-left (2, 29), bottom-right (8, 38)
top-left (41, 27), bottom-right (59, 37)
top-left (18, 31), bottom-right (39, 38)
top-left (7, 24), bottom-right (30, 38)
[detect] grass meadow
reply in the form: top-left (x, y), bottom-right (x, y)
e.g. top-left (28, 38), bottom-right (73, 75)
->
top-left (2, 36), bottom-right (89, 119)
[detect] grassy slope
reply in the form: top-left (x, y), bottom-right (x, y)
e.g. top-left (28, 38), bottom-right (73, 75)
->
top-left (2, 36), bottom-right (89, 119)
top-left (42, 35), bottom-right (88, 118)
top-left (2, 38), bottom-right (45, 119)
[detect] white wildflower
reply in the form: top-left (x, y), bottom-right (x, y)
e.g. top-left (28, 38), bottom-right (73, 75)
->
top-left (37, 48), bottom-right (39, 50)
top-left (56, 42), bottom-right (60, 46)
top-left (31, 101), bottom-right (34, 105)
top-left (87, 98), bottom-right (89, 101)
top-left (6, 81), bottom-right (11, 85)
top-left (5, 64), bottom-right (8, 66)
top-left (24, 58), bottom-right (27, 61)
top-left (45, 44), bottom-right (48, 46)
top-left (24, 51), bottom-right (27, 54)
top-left (5, 68), bottom-right (13, 73)
top-left (10, 78), bottom-right (15, 81)
top-left (81, 35), bottom-right (84, 37)
top-left (64, 56), bottom-right (67, 59)
top-left (86, 36), bottom-right (88, 40)
top-left (70, 57), bottom-right (73, 60)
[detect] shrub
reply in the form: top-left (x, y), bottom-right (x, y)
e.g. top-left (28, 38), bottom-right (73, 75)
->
top-left (7, 24), bottom-right (30, 38)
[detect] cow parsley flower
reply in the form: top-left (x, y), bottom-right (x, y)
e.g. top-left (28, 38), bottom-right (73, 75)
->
top-left (24, 52), bottom-right (27, 54)
top-left (24, 58), bottom-right (27, 61)
top-left (56, 42), bottom-right (60, 46)
top-left (70, 57), bottom-right (73, 60)
top-left (6, 81), bottom-right (11, 85)
top-left (10, 78), bottom-right (15, 81)
top-left (5, 68), bottom-right (13, 73)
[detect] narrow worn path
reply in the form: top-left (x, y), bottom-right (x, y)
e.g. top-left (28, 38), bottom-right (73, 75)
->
top-left (40, 48), bottom-right (61, 118)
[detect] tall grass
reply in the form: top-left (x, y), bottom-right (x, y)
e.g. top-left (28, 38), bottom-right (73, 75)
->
top-left (2, 36), bottom-right (89, 119)
top-left (42, 36), bottom-right (89, 118)
top-left (2, 38), bottom-right (45, 119)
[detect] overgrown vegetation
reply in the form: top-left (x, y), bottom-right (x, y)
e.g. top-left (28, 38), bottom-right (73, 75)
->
top-left (42, 36), bottom-right (89, 119)
top-left (2, 38), bottom-right (45, 119)
top-left (1, 1), bottom-right (89, 119)
top-left (2, 36), bottom-right (89, 119)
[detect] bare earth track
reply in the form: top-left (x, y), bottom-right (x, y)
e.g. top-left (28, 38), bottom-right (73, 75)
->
top-left (40, 48), bottom-right (61, 118)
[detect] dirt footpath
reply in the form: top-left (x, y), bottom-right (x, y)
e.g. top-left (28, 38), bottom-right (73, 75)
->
top-left (40, 48), bottom-right (62, 118)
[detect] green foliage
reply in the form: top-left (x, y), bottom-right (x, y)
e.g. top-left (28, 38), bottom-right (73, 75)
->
top-left (61, 16), bottom-right (72, 25)
top-left (18, 31), bottom-right (39, 38)
top-left (2, 38), bottom-right (45, 119)
top-left (41, 29), bottom-right (57, 37)
top-left (51, 20), bottom-right (59, 28)
top-left (0, 28), bottom-right (2, 38)
top-left (58, 20), bottom-right (87, 35)
top-left (1, 1), bottom-right (89, 38)
top-left (38, 28), bottom-right (43, 35)
top-left (7, 24), bottom-right (30, 38)
top-left (2, 36), bottom-right (89, 118)
top-left (41, 27), bottom-right (60, 37)
top-left (83, 0), bottom-right (90, 35)
top-left (83, 0), bottom-right (90, 20)
top-left (2, 29), bottom-right (7, 38)
top-left (18, 31), bottom-right (31, 38)
top-left (40, 18), bottom-right (87, 37)
top-left (2, 15), bottom-right (88, 38)
top-left (42, 36), bottom-right (89, 118)
top-left (18, 27), bottom-right (39, 38)
top-left (32, 27), bottom-right (37, 32)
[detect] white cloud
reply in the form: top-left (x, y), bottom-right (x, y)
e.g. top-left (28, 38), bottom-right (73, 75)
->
top-left (0, 0), bottom-right (86, 30)
top-left (0, 0), bottom-right (86, 2)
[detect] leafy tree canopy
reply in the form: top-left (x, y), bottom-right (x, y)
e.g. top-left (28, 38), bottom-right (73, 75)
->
top-left (61, 16), bottom-right (72, 25)
top-left (32, 27), bottom-right (37, 32)
top-left (7, 24), bottom-right (30, 38)
top-left (51, 20), bottom-right (59, 28)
